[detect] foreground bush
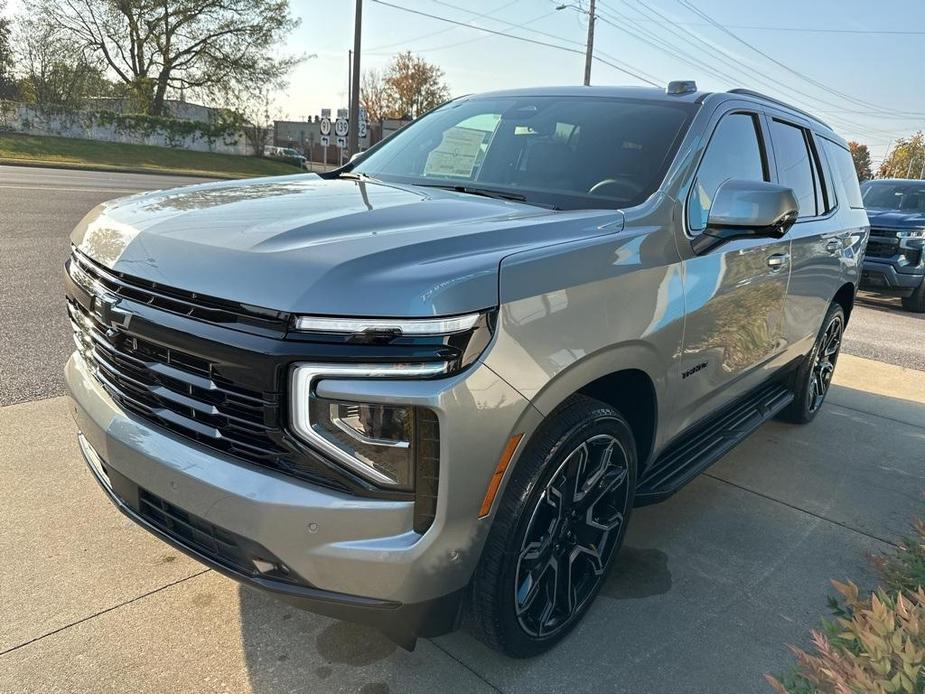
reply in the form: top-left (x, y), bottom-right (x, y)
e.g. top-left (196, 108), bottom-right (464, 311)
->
top-left (874, 520), bottom-right (925, 598)
top-left (768, 521), bottom-right (925, 693)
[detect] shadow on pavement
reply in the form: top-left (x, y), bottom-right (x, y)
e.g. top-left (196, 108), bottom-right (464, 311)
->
top-left (235, 383), bottom-right (923, 694)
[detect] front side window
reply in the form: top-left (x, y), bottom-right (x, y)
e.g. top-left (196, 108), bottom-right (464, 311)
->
top-left (353, 96), bottom-right (696, 211)
top-left (688, 112), bottom-right (766, 232)
top-left (770, 120), bottom-right (819, 218)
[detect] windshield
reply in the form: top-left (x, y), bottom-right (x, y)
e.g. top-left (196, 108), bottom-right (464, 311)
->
top-left (353, 95), bottom-right (696, 210)
top-left (862, 182), bottom-right (925, 212)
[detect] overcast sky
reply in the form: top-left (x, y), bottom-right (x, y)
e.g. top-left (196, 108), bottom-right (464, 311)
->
top-left (6, 0), bottom-right (924, 163)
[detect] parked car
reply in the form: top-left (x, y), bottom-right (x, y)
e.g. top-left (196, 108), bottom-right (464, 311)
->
top-left (65, 83), bottom-right (867, 657)
top-left (264, 145), bottom-right (308, 169)
top-left (859, 178), bottom-right (925, 312)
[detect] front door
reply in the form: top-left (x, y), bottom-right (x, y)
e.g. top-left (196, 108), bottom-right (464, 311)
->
top-left (673, 109), bottom-right (792, 435)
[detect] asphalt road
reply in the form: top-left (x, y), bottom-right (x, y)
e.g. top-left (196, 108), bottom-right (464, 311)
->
top-left (0, 166), bottom-right (212, 406)
top-left (2, 165), bottom-right (923, 407)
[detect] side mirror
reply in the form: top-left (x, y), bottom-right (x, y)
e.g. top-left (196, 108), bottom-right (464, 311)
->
top-left (692, 179), bottom-right (799, 254)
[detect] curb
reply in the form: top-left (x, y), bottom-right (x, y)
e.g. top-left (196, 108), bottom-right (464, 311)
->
top-left (0, 158), bottom-right (246, 180)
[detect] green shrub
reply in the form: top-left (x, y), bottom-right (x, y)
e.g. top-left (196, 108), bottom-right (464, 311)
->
top-left (767, 581), bottom-right (925, 693)
top-left (874, 520), bottom-right (925, 598)
top-left (768, 521), bottom-right (925, 693)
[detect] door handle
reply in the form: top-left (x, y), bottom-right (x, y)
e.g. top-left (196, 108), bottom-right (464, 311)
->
top-left (767, 253), bottom-right (790, 271)
top-left (825, 239), bottom-right (841, 254)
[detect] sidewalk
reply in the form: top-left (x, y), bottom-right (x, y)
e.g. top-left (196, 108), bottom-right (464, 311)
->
top-left (1, 355), bottom-right (922, 693)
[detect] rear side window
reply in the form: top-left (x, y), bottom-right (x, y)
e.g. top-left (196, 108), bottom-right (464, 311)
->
top-left (688, 113), bottom-right (766, 232)
top-left (823, 140), bottom-right (864, 209)
top-left (769, 120), bottom-right (820, 218)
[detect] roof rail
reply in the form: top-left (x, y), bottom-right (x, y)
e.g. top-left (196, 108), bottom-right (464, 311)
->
top-left (726, 88), bottom-right (832, 129)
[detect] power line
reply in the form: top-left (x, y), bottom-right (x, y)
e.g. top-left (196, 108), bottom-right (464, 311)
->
top-left (390, 10), bottom-right (559, 54)
top-left (674, 0), bottom-right (925, 119)
top-left (597, 0), bottom-right (915, 141)
top-left (369, 0), bottom-right (662, 86)
top-left (595, 17), bottom-right (925, 36)
top-left (424, 0), bottom-right (663, 84)
top-left (366, 0), bottom-right (520, 52)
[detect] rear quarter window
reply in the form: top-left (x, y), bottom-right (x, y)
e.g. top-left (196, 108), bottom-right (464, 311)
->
top-left (823, 140), bottom-right (864, 209)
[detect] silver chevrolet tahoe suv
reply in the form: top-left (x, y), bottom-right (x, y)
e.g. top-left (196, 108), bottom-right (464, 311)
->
top-left (65, 83), bottom-right (868, 657)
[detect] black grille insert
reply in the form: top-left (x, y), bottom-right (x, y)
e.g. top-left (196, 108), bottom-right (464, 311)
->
top-left (138, 487), bottom-right (302, 585)
top-left (70, 249), bottom-right (288, 335)
top-left (67, 296), bottom-right (355, 493)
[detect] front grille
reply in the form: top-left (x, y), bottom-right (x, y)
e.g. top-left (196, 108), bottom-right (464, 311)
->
top-left (866, 239), bottom-right (898, 259)
top-left (69, 249), bottom-right (288, 335)
top-left (138, 487), bottom-right (302, 585)
top-left (66, 297), bottom-right (317, 482)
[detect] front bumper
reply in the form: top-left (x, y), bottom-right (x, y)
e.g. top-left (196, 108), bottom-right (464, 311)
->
top-left (66, 351), bottom-right (537, 640)
top-left (860, 257), bottom-right (924, 295)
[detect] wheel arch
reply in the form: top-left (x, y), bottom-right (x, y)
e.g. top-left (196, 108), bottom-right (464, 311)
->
top-left (521, 343), bottom-right (665, 474)
top-left (833, 281), bottom-right (856, 322)
top-left (576, 369), bottom-right (657, 473)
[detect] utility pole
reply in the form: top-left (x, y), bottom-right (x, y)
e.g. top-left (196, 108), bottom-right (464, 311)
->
top-left (348, 0), bottom-right (363, 156)
top-left (583, 0), bottom-right (596, 86)
top-left (557, 2), bottom-right (596, 86)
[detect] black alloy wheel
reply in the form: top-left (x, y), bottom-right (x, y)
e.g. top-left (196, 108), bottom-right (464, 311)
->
top-left (807, 312), bottom-right (843, 414)
top-left (780, 302), bottom-right (846, 424)
top-left (467, 395), bottom-right (637, 657)
top-left (514, 433), bottom-right (630, 637)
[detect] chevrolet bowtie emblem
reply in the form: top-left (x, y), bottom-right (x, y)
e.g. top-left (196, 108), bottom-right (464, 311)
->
top-left (91, 290), bottom-right (130, 329)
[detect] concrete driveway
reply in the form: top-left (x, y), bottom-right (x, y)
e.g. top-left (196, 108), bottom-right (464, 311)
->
top-left (2, 355), bottom-right (923, 694)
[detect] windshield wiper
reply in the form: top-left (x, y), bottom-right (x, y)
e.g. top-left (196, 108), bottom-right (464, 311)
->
top-left (416, 183), bottom-right (558, 209)
top-left (334, 171), bottom-right (375, 181)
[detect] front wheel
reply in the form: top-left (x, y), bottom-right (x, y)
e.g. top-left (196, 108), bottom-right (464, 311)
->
top-left (467, 395), bottom-right (637, 657)
top-left (900, 280), bottom-right (925, 313)
top-left (780, 302), bottom-right (845, 424)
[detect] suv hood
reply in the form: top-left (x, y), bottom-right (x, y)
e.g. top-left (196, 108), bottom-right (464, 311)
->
top-left (866, 208), bottom-right (925, 230)
top-left (72, 174), bottom-right (621, 317)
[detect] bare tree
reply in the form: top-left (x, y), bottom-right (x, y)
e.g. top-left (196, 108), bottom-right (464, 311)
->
top-left (360, 67), bottom-right (391, 123)
top-left (383, 51), bottom-right (450, 119)
top-left (234, 89), bottom-right (275, 156)
top-left (0, 0), bottom-right (16, 99)
top-left (13, 11), bottom-right (114, 107)
top-left (39, 0), bottom-right (301, 115)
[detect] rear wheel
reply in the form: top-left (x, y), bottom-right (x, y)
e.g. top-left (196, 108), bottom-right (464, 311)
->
top-left (780, 302), bottom-right (845, 424)
top-left (901, 280), bottom-right (925, 313)
top-left (467, 395), bottom-right (636, 657)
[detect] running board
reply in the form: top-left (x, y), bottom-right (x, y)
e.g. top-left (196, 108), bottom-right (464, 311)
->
top-left (635, 382), bottom-right (794, 506)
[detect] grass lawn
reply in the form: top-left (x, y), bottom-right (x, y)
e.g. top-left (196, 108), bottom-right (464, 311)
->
top-left (0, 132), bottom-right (303, 179)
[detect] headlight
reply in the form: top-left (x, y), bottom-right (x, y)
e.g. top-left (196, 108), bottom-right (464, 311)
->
top-left (290, 310), bottom-right (496, 375)
top-left (290, 363), bottom-right (444, 491)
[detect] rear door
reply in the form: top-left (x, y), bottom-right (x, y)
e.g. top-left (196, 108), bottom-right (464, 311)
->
top-left (766, 116), bottom-right (848, 356)
top-left (673, 108), bottom-right (792, 434)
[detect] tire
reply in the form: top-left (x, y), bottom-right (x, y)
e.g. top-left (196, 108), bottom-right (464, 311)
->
top-left (466, 394), bottom-right (637, 657)
top-left (901, 280), bottom-right (925, 313)
top-left (780, 302), bottom-right (845, 424)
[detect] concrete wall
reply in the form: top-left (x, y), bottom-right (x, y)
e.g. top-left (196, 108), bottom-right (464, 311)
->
top-left (0, 102), bottom-right (252, 155)
top-left (83, 98), bottom-right (222, 123)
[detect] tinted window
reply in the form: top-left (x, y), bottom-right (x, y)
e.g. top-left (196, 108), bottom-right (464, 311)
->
top-left (688, 113), bottom-right (766, 232)
top-left (823, 140), bottom-right (864, 209)
top-left (861, 181), bottom-right (925, 212)
top-left (354, 96), bottom-right (696, 211)
top-left (770, 120), bottom-right (818, 217)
